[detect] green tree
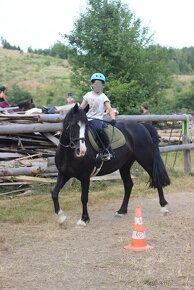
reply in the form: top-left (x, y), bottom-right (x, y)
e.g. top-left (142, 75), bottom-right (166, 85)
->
top-left (63, 0), bottom-right (171, 114)
top-left (1, 37), bottom-right (22, 52)
top-left (27, 41), bottom-right (70, 59)
top-left (49, 41), bottom-right (70, 59)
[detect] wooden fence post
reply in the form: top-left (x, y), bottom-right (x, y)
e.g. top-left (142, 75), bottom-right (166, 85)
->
top-left (182, 116), bottom-right (192, 174)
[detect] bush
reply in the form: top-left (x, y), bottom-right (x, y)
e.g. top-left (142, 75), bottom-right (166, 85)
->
top-left (8, 85), bottom-right (34, 105)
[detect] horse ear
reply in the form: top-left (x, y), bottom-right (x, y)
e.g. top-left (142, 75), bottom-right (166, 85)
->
top-left (84, 104), bottom-right (89, 113)
top-left (73, 103), bottom-right (79, 112)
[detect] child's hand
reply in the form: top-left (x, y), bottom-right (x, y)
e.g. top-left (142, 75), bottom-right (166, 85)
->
top-left (110, 119), bottom-right (116, 126)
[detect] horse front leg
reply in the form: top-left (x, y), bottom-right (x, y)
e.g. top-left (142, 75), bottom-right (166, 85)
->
top-left (77, 177), bottom-right (90, 226)
top-left (52, 172), bottom-right (70, 224)
top-left (116, 165), bottom-right (133, 216)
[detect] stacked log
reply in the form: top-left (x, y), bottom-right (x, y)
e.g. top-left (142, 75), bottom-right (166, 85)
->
top-left (0, 113), bottom-right (62, 194)
top-left (157, 128), bottom-right (183, 145)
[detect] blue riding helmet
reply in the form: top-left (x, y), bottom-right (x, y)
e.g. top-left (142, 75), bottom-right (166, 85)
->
top-left (90, 73), bottom-right (106, 83)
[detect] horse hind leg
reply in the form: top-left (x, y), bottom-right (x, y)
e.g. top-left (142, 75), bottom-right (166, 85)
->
top-left (138, 156), bottom-right (169, 214)
top-left (52, 172), bottom-right (69, 224)
top-left (115, 162), bottom-right (134, 216)
top-left (157, 186), bottom-right (169, 215)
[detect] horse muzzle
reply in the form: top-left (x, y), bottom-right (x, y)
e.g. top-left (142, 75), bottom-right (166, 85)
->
top-left (75, 144), bottom-right (87, 157)
top-left (74, 138), bottom-right (87, 157)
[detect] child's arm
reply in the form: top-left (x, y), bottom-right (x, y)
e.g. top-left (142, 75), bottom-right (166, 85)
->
top-left (105, 101), bottom-right (115, 120)
top-left (80, 99), bottom-right (88, 109)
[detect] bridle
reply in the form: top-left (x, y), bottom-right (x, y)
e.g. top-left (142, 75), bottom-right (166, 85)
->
top-left (59, 137), bottom-right (86, 149)
top-left (59, 123), bottom-right (86, 149)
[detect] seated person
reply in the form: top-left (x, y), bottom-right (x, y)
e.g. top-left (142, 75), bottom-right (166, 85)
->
top-left (0, 86), bottom-right (10, 108)
top-left (67, 92), bottom-right (75, 105)
top-left (80, 72), bottom-right (116, 161)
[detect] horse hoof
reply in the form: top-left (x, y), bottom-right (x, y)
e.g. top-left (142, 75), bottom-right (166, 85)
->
top-left (77, 219), bottom-right (88, 226)
top-left (58, 215), bottom-right (66, 224)
top-left (114, 211), bottom-right (124, 217)
top-left (160, 206), bottom-right (169, 216)
top-left (57, 210), bottom-right (67, 224)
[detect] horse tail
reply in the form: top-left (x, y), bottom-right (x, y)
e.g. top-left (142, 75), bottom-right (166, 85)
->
top-left (142, 123), bottom-right (171, 188)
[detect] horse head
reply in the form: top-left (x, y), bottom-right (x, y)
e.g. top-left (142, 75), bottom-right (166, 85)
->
top-left (60, 104), bottom-right (89, 157)
top-left (17, 98), bottom-right (35, 111)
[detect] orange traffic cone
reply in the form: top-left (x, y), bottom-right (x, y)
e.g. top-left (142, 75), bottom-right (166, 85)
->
top-left (124, 207), bottom-right (153, 251)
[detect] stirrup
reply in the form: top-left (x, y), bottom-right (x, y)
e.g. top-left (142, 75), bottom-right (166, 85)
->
top-left (101, 150), bottom-right (112, 161)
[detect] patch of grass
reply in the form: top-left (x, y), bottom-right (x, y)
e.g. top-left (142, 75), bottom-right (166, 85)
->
top-left (1, 171), bottom-right (193, 225)
top-left (162, 151), bottom-right (194, 176)
top-left (0, 147), bottom-right (194, 225)
top-left (0, 193), bottom-right (52, 224)
top-left (0, 48), bottom-right (78, 106)
top-left (164, 74), bottom-right (194, 103)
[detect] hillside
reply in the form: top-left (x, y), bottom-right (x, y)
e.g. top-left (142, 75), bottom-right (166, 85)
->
top-left (1, 47), bottom-right (194, 110)
top-left (165, 74), bottom-right (194, 101)
top-left (0, 48), bottom-right (77, 107)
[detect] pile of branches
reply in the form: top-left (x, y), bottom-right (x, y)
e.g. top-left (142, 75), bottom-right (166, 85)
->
top-left (0, 113), bottom-right (64, 196)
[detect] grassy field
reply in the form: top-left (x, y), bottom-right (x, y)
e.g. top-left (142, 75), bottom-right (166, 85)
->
top-left (165, 74), bottom-right (194, 105)
top-left (0, 173), bottom-right (193, 224)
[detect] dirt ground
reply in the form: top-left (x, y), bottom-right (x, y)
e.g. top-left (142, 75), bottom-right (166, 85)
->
top-left (0, 191), bottom-right (194, 290)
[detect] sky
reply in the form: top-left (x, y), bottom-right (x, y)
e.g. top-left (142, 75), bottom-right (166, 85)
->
top-left (0, 0), bottom-right (193, 52)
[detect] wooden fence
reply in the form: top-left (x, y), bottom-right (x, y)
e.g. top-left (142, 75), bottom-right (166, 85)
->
top-left (116, 114), bottom-right (193, 174)
top-left (0, 113), bottom-right (193, 181)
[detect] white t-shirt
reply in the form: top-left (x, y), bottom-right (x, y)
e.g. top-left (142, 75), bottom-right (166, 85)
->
top-left (83, 91), bottom-right (110, 120)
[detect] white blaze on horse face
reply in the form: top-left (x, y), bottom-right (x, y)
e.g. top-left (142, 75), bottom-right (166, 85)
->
top-left (77, 121), bottom-right (87, 156)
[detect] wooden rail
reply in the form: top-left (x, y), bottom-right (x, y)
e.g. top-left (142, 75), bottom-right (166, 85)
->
top-left (0, 113), bottom-right (193, 176)
top-left (116, 114), bottom-right (193, 174)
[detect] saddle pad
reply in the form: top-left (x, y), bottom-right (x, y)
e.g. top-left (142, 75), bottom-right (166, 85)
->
top-left (88, 124), bottom-right (126, 152)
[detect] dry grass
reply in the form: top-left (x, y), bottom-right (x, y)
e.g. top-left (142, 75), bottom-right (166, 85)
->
top-left (0, 166), bottom-right (194, 290)
top-left (0, 48), bottom-right (24, 59)
top-left (0, 48), bottom-right (74, 106)
top-left (174, 74), bottom-right (194, 82)
top-left (0, 172), bottom-right (193, 224)
top-left (165, 73), bottom-right (194, 102)
top-left (0, 187), bottom-right (193, 290)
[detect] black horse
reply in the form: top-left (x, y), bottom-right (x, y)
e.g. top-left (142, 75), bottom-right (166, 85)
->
top-left (15, 98), bottom-right (35, 111)
top-left (52, 104), bottom-right (170, 226)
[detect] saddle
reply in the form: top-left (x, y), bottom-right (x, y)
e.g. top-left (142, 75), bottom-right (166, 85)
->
top-left (88, 123), bottom-right (126, 152)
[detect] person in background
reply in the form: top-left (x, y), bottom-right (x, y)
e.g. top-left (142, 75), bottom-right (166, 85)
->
top-left (140, 101), bottom-right (152, 124)
top-left (80, 72), bottom-right (116, 161)
top-left (67, 92), bottom-right (75, 105)
top-left (140, 102), bottom-right (150, 115)
top-left (0, 86), bottom-right (10, 108)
